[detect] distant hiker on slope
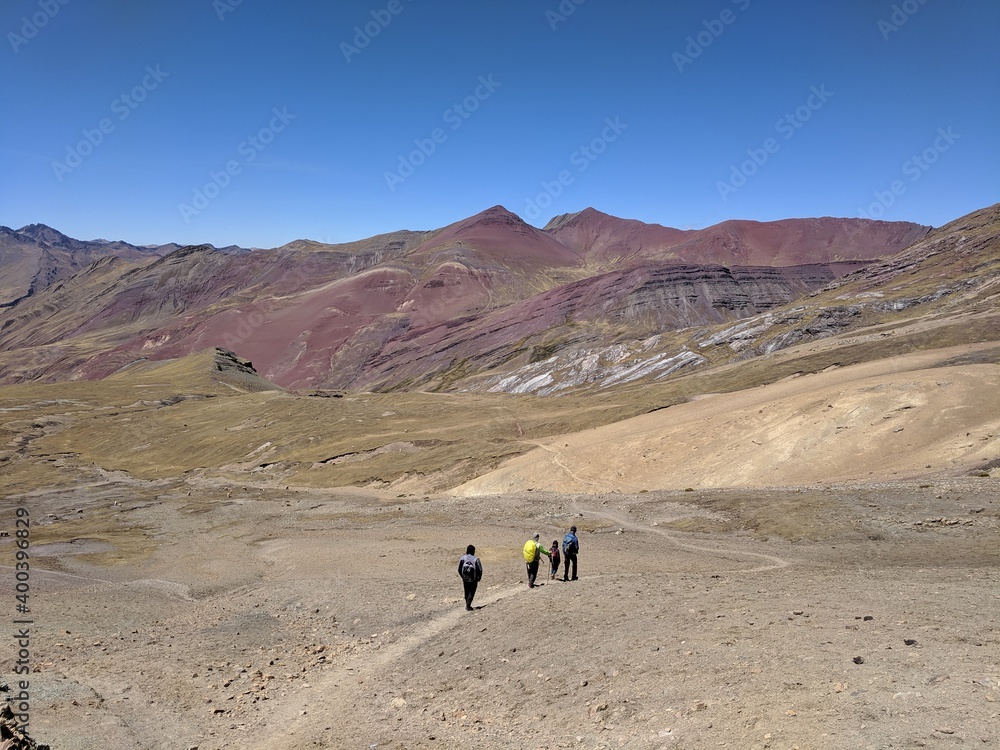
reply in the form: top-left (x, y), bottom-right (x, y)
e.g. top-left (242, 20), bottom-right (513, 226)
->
top-left (522, 533), bottom-right (550, 588)
top-left (562, 525), bottom-right (579, 581)
top-left (458, 544), bottom-right (483, 611)
top-left (549, 539), bottom-right (561, 580)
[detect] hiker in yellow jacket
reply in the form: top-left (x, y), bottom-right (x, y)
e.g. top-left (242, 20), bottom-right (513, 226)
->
top-left (522, 533), bottom-right (550, 589)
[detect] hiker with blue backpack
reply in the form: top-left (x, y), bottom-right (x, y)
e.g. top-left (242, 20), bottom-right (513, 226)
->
top-left (562, 526), bottom-right (579, 581)
top-left (458, 544), bottom-right (483, 611)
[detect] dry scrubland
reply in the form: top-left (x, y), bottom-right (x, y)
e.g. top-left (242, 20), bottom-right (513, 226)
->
top-left (0, 331), bottom-right (997, 749)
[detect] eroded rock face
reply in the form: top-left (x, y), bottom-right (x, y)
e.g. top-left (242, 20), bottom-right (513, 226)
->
top-left (477, 345), bottom-right (708, 396)
top-left (0, 701), bottom-right (50, 750)
top-left (692, 203), bottom-right (1000, 361)
top-left (330, 261), bottom-right (862, 392)
top-left (0, 206), bottom-right (937, 391)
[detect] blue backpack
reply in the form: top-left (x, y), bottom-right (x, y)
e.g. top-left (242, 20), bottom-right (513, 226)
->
top-left (562, 532), bottom-right (578, 555)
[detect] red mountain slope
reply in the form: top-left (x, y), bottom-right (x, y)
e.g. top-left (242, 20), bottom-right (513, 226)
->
top-left (546, 208), bottom-right (930, 267)
top-left (0, 206), bottom-right (933, 389)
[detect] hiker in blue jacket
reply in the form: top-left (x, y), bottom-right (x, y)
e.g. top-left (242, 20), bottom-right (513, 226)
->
top-left (562, 525), bottom-right (579, 581)
top-left (457, 544), bottom-right (483, 611)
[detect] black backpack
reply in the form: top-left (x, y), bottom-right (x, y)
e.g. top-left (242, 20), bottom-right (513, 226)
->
top-left (460, 558), bottom-right (477, 582)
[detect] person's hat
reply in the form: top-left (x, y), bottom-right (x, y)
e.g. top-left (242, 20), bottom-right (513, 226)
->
top-left (533, 533), bottom-right (540, 540)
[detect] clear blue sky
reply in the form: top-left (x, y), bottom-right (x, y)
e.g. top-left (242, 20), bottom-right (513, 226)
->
top-left (3, 0), bottom-right (998, 248)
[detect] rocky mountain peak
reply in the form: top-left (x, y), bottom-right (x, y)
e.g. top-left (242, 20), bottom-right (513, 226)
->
top-left (17, 222), bottom-right (72, 247)
top-left (459, 205), bottom-right (530, 231)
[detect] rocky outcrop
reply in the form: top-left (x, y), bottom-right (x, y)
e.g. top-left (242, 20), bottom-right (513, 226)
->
top-left (211, 348), bottom-right (284, 392)
top-left (0, 701), bottom-right (49, 750)
top-left (476, 343), bottom-right (707, 395)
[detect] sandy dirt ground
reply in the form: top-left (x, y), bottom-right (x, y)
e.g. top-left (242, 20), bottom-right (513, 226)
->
top-left (453, 347), bottom-right (1000, 496)
top-left (1, 469), bottom-right (997, 750)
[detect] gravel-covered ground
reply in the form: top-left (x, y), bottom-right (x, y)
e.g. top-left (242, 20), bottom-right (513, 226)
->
top-left (2, 474), bottom-right (996, 749)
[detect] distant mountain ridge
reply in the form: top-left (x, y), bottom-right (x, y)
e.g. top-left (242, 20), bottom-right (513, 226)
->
top-left (0, 206), bottom-right (938, 389)
top-left (545, 207), bottom-right (930, 266)
top-left (17, 222), bottom-right (169, 259)
top-left (0, 223), bottom-right (264, 308)
top-left (0, 224), bottom-right (154, 309)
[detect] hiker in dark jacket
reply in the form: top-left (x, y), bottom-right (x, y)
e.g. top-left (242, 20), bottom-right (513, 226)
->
top-left (562, 526), bottom-right (579, 581)
top-left (457, 544), bottom-right (483, 611)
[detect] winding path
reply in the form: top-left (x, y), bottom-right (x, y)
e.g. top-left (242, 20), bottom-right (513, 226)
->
top-left (529, 439), bottom-right (790, 572)
top-left (577, 502), bottom-right (790, 574)
top-left (261, 482), bottom-right (791, 744)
